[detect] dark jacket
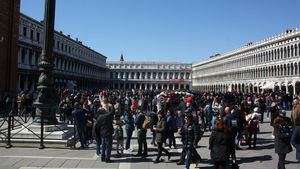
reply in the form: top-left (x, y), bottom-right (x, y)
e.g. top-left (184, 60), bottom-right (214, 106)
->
top-left (209, 127), bottom-right (229, 162)
top-left (180, 122), bottom-right (199, 147)
top-left (124, 112), bottom-right (134, 131)
top-left (274, 116), bottom-right (293, 154)
top-left (291, 125), bottom-right (300, 160)
top-left (155, 117), bottom-right (167, 143)
top-left (135, 112), bottom-right (146, 130)
top-left (95, 109), bottom-right (114, 138)
top-left (72, 108), bottom-right (86, 128)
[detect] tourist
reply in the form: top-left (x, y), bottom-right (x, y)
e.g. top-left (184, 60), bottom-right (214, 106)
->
top-left (274, 110), bottom-right (293, 169)
top-left (153, 111), bottom-right (171, 163)
top-left (209, 119), bottom-right (229, 169)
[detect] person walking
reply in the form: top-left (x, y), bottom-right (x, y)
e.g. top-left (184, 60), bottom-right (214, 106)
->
top-left (245, 107), bottom-right (260, 149)
top-left (209, 119), bottom-right (229, 169)
top-left (274, 110), bottom-right (293, 169)
top-left (178, 113), bottom-right (200, 169)
top-left (153, 111), bottom-right (171, 163)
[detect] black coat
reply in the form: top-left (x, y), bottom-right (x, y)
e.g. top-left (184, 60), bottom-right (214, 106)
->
top-left (274, 116), bottom-right (293, 154)
top-left (180, 122), bottom-right (199, 147)
top-left (155, 117), bottom-right (167, 143)
top-left (209, 128), bottom-right (229, 162)
top-left (95, 110), bottom-right (114, 138)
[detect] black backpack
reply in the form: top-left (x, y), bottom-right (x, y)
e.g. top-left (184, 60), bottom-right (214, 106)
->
top-left (279, 122), bottom-right (293, 141)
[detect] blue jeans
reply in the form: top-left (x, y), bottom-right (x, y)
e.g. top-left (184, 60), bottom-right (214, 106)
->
top-left (96, 139), bottom-right (101, 155)
top-left (183, 147), bottom-right (192, 169)
top-left (101, 136), bottom-right (113, 160)
top-left (125, 129), bottom-right (133, 150)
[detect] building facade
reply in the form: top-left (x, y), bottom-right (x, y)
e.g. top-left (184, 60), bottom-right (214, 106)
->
top-left (107, 60), bottom-right (192, 90)
top-left (18, 13), bottom-right (108, 92)
top-left (0, 0), bottom-right (19, 100)
top-left (192, 28), bottom-right (300, 95)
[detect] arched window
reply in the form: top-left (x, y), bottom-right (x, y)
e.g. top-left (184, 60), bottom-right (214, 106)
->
top-left (295, 44), bottom-right (298, 56)
top-left (126, 72), bottom-right (129, 79)
top-left (291, 45), bottom-right (294, 57)
top-left (163, 72), bottom-right (167, 79)
top-left (291, 63), bottom-right (294, 75)
top-left (130, 72), bottom-right (134, 79)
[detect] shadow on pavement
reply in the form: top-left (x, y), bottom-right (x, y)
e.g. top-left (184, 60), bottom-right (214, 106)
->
top-left (237, 155), bottom-right (272, 163)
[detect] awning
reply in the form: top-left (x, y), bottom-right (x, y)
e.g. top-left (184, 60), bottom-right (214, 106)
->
top-left (261, 82), bottom-right (275, 89)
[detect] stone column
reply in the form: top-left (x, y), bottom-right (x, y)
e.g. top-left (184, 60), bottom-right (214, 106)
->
top-left (134, 72), bottom-right (137, 79)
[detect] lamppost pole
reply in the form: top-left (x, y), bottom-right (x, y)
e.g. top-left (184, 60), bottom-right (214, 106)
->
top-left (34, 0), bottom-right (58, 125)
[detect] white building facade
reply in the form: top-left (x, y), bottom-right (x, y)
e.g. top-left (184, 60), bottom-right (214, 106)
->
top-left (192, 29), bottom-right (300, 95)
top-left (107, 61), bottom-right (192, 90)
top-left (18, 14), bottom-right (108, 91)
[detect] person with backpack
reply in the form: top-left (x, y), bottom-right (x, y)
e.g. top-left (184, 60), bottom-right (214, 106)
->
top-left (274, 110), bottom-right (293, 169)
top-left (134, 107), bottom-right (148, 157)
top-left (245, 107), bottom-right (260, 149)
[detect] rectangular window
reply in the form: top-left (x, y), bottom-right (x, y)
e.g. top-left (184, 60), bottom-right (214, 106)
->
top-left (29, 49), bottom-right (32, 65)
top-left (30, 29), bottom-right (34, 40)
top-left (23, 27), bottom-right (27, 37)
top-left (21, 48), bottom-right (26, 63)
top-left (57, 41), bottom-right (59, 49)
top-left (36, 32), bottom-right (40, 42)
top-left (35, 52), bottom-right (39, 65)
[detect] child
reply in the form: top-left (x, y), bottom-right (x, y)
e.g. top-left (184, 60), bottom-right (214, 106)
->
top-left (114, 120), bottom-right (124, 157)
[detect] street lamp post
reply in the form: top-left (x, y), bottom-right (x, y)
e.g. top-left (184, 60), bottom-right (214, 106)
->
top-left (34, 0), bottom-right (58, 126)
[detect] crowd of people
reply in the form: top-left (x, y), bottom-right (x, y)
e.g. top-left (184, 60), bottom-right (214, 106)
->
top-left (4, 89), bottom-right (300, 169)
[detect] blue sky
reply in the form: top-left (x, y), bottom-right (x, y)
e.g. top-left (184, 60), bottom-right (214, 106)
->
top-left (20, 0), bottom-right (300, 63)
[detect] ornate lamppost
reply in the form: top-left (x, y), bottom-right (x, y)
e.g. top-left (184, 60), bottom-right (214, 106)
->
top-left (34, 0), bottom-right (58, 126)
